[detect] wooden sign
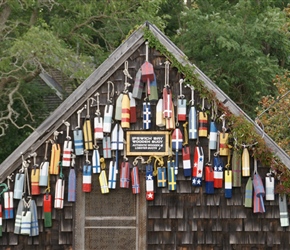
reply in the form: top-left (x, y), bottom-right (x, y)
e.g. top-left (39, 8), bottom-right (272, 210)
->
top-left (126, 131), bottom-right (169, 156)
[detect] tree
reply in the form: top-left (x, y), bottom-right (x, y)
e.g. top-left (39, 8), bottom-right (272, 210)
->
top-left (256, 72), bottom-right (290, 155)
top-left (0, 0), bottom-right (166, 162)
top-left (175, 0), bottom-right (290, 117)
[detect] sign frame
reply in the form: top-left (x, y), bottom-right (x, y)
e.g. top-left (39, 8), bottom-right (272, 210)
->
top-left (126, 131), bottom-right (170, 156)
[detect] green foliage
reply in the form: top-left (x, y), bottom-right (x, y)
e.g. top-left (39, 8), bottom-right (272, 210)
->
top-left (175, 0), bottom-right (290, 117)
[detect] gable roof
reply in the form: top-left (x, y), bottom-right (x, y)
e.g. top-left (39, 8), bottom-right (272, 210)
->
top-left (0, 22), bottom-right (289, 181)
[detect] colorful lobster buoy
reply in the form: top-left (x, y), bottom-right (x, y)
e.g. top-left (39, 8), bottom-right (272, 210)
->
top-left (157, 166), bottom-right (167, 188)
top-left (68, 154), bottom-right (76, 202)
top-left (265, 172), bottom-right (275, 201)
top-left (99, 158), bottom-right (109, 194)
top-left (188, 84), bottom-right (197, 140)
top-left (146, 164), bottom-right (154, 201)
top-left (156, 97), bottom-right (165, 127)
top-left (93, 93), bottom-right (104, 141)
top-left (73, 107), bottom-right (85, 156)
top-left (167, 159), bottom-right (176, 191)
top-left (83, 99), bottom-right (93, 150)
top-left (192, 143), bottom-right (204, 187)
top-left (213, 154), bottom-right (223, 189)
top-left (279, 194), bottom-right (289, 227)
top-left (62, 121), bottom-right (72, 167)
top-left (108, 160), bottom-right (117, 189)
top-left (14, 199), bottom-right (24, 234)
top-left (182, 122), bottom-right (191, 177)
top-left (143, 100), bottom-right (152, 130)
top-left (177, 79), bottom-right (187, 122)
top-left (43, 192), bottom-right (52, 227)
top-left (50, 131), bottom-right (61, 175)
top-left (129, 92), bottom-right (137, 123)
top-left (224, 154), bottom-right (232, 199)
top-left (30, 199), bottom-right (39, 236)
top-left (54, 166), bottom-right (65, 209)
top-left (242, 146), bottom-right (250, 177)
top-left (20, 201), bottom-right (31, 235)
top-left (232, 149), bottom-right (241, 187)
top-left (198, 103), bottom-right (208, 138)
top-left (102, 134), bottom-right (112, 159)
top-left (103, 81), bottom-right (114, 133)
top-left (149, 74), bottom-right (158, 102)
top-left (39, 141), bottom-right (50, 187)
top-left (121, 92), bottom-right (130, 128)
top-left (244, 177), bottom-right (253, 208)
top-left (131, 166), bottom-right (140, 194)
top-left (120, 161), bottom-right (130, 188)
top-left (172, 127), bottom-right (183, 175)
top-left (82, 151), bottom-right (92, 193)
top-left (132, 68), bottom-right (143, 100)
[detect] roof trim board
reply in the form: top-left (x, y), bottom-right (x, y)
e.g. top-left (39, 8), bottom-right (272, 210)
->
top-left (0, 22), bottom-right (289, 182)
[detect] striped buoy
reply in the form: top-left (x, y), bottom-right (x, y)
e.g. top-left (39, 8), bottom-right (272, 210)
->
top-left (162, 86), bottom-right (172, 119)
top-left (189, 105), bottom-right (197, 140)
top-left (224, 169), bottom-right (232, 199)
top-left (157, 167), bottom-right (167, 188)
top-left (111, 123), bottom-right (124, 151)
top-left (198, 111), bottom-right (208, 137)
top-left (82, 164), bottom-right (92, 193)
top-left (129, 92), bottom-right (137, 123)
top-left (213, 155), bottom-right (224, 188)
top-left (182, 122), bottom-right (191, 177)
top-left (29, 200), bottom-right (39, 236)
top-left (167, 160), bottom-right (176, 191)
top-left (94, 116), bottom-right (103, 141)
top-left (99, 158), bottom-right (109, 194)
top-left (132, 68), bottom-right (143, 100)
top-left (242, 147), bottom-right (250, 177)
top-left (74, 107), bottom-right (85, 155)
top-left (20, 205), bottom-right (31, 235)
top-left (108, 160), bottom-right (117, 189)
top-left (14, 199), bottom-right (24, 234)
top-left (205, 164), bottom-right (214, 194)
top-left (209, 121), bottom-right (218, 150)
top-left (4, 191), bottom-right (13, 219)
top-left (31, 166), bottom-right (40, 196)
top-left (92, 148), bottom-right (101, 174)
top-left (165, 102), bottom-right (175, 130)
top-left (115, 93), bottom-right (123, 121)
top-left (143, 101), bottom-right (151, 130)
top-left (219, 132), bottom-right (229, 156)
top-left (62, 121), bottom-right (72, 167)
top-left (102, 135), bottom-right (112, 159)
top-left (149, 74), bottom-right (158, 102)
top-left (192, 144), bottom-right (204, 186)
top-left (177, 79), bottom-right (186, 121)
top-left (156, 98), bottom-right (165, 127)
top-left (145, 164), bottom-right (154, 201)
top-left (49, 142), bottom-right (61, 175)
top-left (265, 174), bottom-right (275, 201)
top-left (120, 161), bottom-right (130, 188)
top-left (121, 93), bottom-right (130, 128)
top-left (244, 177), bottom-right (253, 208)
top-left (43, 193), bottom-right (52, 227)
top-left (83, 99), bottom-right (94, 150)
top-left (131, 166), bottom-right (140, 194)
top-left (279, 194), bottom-right (289, 227)
top-left (172, 128), bottom-right (183, 175)
top-left (54, 178), bottom-right (65, 209)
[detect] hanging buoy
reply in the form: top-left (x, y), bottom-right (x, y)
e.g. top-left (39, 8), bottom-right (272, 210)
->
top-left (102, 135), bottom-right (112, 159)
top-left (62, 121), bottom-right (72, 167)
top-left (172, 127), bottom-right (183, 175)
top-left (30, 152), bottom-right (40, 195)
top-left (129, 92), bottom-right (137, 123)
top-left (131, 166), bottom-right (140, 194)
top-left (4, 191), bottom-right (13, 219)
top-left (120, 161), bottom-right (130, 188)
top-left (73, 107), bottom-right (85, 156)
top-left (108, 160), bottom-right (117, 189)
top-left (205, 164), bottom-right (214, 194)
top-left (167, 159), bottom-right (176, 191)
top-left (187, 84), bottom-right (197, 140)
top-left (165, 102), bottom-right (175, 130)
top-left (157, 166), bottom-right (167, 188)
top-left (103, 104), bottom-right (113, 133)
top-left (99, 158), bottom-right (109, 194)
top-left (143, 101), bottom-right (151, 130)
top-left (0, 204), bottom-right (2, 236)
top-left (14, 172), bottom-right (24, 200)
top-left (29, 200), bottom-right (39, 236)
top-left (68, 154), bottom-right (76, 202)
top-left (20, 203), bottom-right (31, 235)
top-left (14, 199), bottom-right (24, 234)
top-left (232, 149), bottom-right (241, 187)
top-left (265, 173), bottom-right (275, 201)
top-left (149, 74), bottom-right (158, 102)
top-left (244, 177), bottom-right (253, 208)
top-left (177, 79), bottom-right (187, 122)
top-left (111, 123), bottom-right (124, 151)
top-left (279, 194), bottom-right (289, 227)
top-left (146, 164), bottom-right (154, 201)
top-left (92, 148), bottom-right (101, 174)
top-left (82, 151), bottom-right (92, 193)
top-left (93, 93), bottom-right (104, 140)
top-left (43, 193), bottom-right (52, 227)
top-left (115, 93), bottom-right (123, 121)
top-left (121, 93), bottom-right (130, 128)
top-left (132, 68), bottom-right (143, 100)
top-left (182, 122), bottom-right (191, 177)
top-left (156, 98), bottom-right (165, 127)
top-left (54, 161), bottom-right (65, 209)
top-left (242, 146), bottom-right (250, 177)
top-left (162, 61), bottom-right (172, 119)
top-left (39, 141), bottom-right (50, 187)
top-left (213, 154), bottom-right (223, 188)
top-left (192, 144), bottom-right (204, 187)
top-left (83, 99), bottom-right (93, 150)
top-left (50, 131), bottom-right (61, 175)
top-left (198, 108), bottom-right (208, 138)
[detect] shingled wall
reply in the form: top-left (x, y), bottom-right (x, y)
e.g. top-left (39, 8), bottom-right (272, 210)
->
top-left (0, 25), bottom-right (289, 250)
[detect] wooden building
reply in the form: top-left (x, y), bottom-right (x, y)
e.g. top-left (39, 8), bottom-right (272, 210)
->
top-left (0, 22), bottom-right (290, 250)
